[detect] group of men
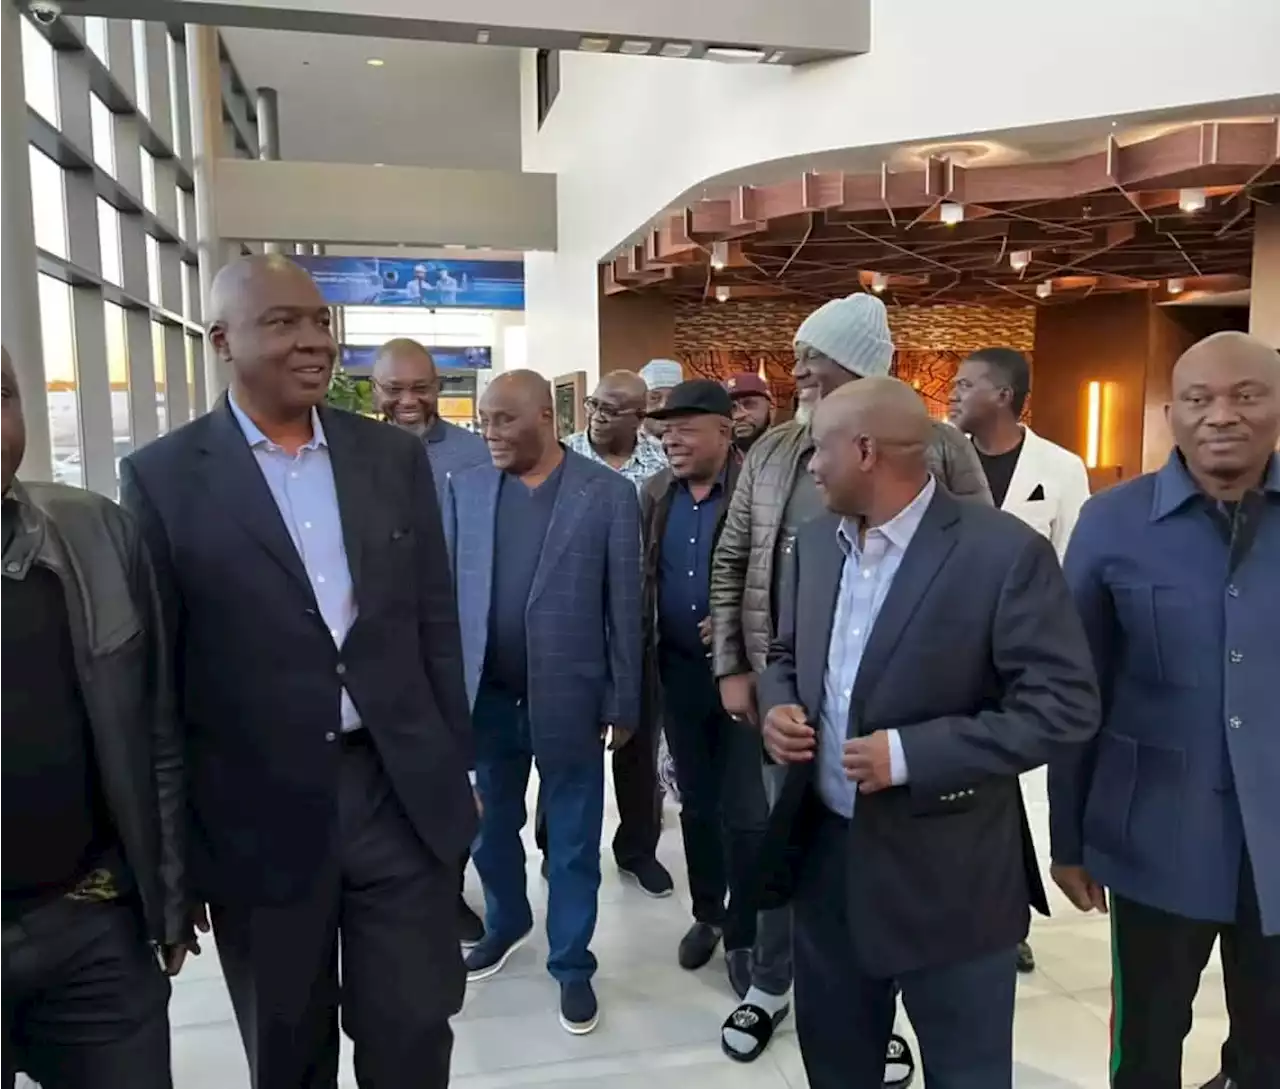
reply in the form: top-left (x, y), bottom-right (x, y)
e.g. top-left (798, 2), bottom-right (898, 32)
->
top-left (2, 252), bottom-right (1277, 1089)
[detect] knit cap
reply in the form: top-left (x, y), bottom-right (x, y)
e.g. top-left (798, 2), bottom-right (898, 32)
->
top-left (793, 294), bottom-right (895, 378)
top-left (639, 359), bottom-right (683, 390)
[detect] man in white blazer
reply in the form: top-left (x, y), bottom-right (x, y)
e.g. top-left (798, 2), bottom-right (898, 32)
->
top-left (949, 348), bottom-right (1091, 561)
top-left (949, 346), bottom-right (1092, 975)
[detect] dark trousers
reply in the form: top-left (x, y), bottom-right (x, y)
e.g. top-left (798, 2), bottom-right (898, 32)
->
top-left (472, 685), bottom-right (605, 983)
top-left (211, 732), bottom-right (462, 1089)
top-left (1110, 853), bottom-right (1278, 1089)
top-left (660, 651), bottom-right (767, 951)
top-left (533, 712), bottom-right (661, 870)
top-left (794, 811), bottom-right (1017, 1089)
top-left (3, 899), bottom-right (171, 1089)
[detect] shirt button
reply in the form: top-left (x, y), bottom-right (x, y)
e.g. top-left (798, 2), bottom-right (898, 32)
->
top-left (304, 521), bottom-right (313, 530)
top-left (1227, 584), bottom-right (1240, 598)
top-left (1228, 715), bottom-right (1242, 729)
top-left (688, 570), bottom-right (695, 577)
top-left (317, 575), bottom-right (326, 584)
top-left (325, 731), bottom-right (337, 742)
top-left (330, 629), bottom-right (339, 639)
top-left (1229, 650), bottom-right (1243, 664)
top-left (290, 471), bottom-right (299, 479)
top-left (689, 538), bottom-right (696, 544)
top-left (861, 570), bottom-right (872, 580)
top-left (336, 663), bottom-right (347, 676)
top-left (692, 505), bottom-right (699, 511)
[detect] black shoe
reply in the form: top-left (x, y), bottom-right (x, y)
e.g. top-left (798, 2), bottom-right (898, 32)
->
top-left (678, 921), bottom-right (723, 970)
top-left (1016, 939), bottom-right (1036, 974)
top-left (457, 895), bottom-right (484, 949)
top-left (464, 927), bottom-right (532, 982)
top-left (559, 980), bottom-right (599, 1034)
top-left (725, 947), bottom-right (752, 1000)
top-left (617, 857), bottom-right (674, 898)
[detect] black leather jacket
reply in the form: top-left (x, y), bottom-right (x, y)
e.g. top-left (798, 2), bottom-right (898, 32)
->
top-left (4, 482), bottom-right (186, 946)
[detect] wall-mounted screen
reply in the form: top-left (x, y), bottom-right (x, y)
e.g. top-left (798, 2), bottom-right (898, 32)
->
top-left (296, 256), bottom-right (524, 310)
top-left (339, 345), bottom-right (493, 370)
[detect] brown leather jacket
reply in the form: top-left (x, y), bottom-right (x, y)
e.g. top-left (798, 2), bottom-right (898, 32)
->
top-left (709, 418), bottom-right (992, 677)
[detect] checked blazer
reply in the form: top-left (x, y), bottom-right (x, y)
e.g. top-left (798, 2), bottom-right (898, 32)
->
top-left (442, 448), bottom-right (644, 764)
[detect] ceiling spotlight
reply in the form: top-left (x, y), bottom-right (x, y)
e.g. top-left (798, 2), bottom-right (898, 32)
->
top-left (870, 272), bottom-right (889, 293)
top-left (1010, 250), bottom-right (1031, 272)
top-left (1179, 188), bottom-right (1207, 213)
top-left (619, 40), bottom-right (653, 55)
top-left (475, 29), bottom-right (490, 44)
top-left (705, 46), bottom-right (767, 63)
top-left (940, 202), bottom-right (964, 227)
top-left (710, 241), bottom-right (728, 270)
top-left (578, 36), bottom-right (610, 52)
top-left (715, 286), bottom-right (730, 303)
top-left (1035, 280), bottom-right (1053, 299)
top-left (659, 42), bottom-right (693, 58)
top-left (365, 57), bottom-right (385, 67)
top-left (1167, 277), bottom-right (1186, 294)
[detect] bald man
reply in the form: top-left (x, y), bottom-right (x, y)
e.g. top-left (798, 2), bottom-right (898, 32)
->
top-left (1051, 332), bottom-right (1280, 1089)
top-left (442, 370), bottom-right (642, 1035)
top-left (756, 378), bottom-right (1098, 1089)
top-left (120, 255), bottom-right (476, 1089)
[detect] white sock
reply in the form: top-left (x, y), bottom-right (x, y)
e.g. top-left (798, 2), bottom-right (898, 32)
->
top-left (722, 985), bottom-right (790, 1056)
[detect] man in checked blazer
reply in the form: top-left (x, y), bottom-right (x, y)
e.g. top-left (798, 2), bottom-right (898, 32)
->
top-left (442, 370), bottom-right (643, 1036)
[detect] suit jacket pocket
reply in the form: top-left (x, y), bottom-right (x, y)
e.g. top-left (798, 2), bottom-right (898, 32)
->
top-left (1111, 585), bottom-right (1200, 687)
top-left (1082, 732), bottom-right (1137, 863)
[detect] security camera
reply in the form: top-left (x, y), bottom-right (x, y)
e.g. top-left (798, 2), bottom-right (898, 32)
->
top-left (28, 1), bottom-right (62, 25)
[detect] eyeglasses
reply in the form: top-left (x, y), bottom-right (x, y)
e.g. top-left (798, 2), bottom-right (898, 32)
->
top-left (584, 397), bottom-right (638, 422)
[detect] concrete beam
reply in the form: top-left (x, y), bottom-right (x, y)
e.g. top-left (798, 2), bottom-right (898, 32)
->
top-left (70, 0), bottom-right (870, 64)
top-left (214, 160), bottom-right (557, 250)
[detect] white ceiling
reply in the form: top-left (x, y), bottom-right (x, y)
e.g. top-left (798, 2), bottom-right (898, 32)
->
top-left (219, 28), bottom-right (523, 169)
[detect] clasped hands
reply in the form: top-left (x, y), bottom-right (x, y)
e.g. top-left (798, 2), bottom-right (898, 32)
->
top-left (762, 704), bottom-right (895, 794)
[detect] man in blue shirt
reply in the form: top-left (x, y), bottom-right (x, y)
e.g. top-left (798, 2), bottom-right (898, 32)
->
top-left (1051, 331), bottom-right (1280, 1089)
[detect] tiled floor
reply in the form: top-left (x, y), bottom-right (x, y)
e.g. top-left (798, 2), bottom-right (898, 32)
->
top-left (164, 767), bottom-right (1229, 1089)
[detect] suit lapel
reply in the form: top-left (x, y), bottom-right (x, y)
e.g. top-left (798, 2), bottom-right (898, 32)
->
top-left (850, 489), bottom-right (960, 707)
top-left (319, 406), bottom-right (369, 602)
top-left (199, 397), bottom-right (315, 597)
top-left (800, 518), bottom-right (845, 714)
top-left (1002, 426), bottom-right (1038, 511)
top-left (529, 453), bottom-right (594, 604)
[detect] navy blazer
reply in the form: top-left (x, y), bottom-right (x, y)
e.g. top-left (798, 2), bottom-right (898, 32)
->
top-left (756, 487), bottom-right (1100, 977)
top-left (120, 398), bottom-right (476, 907)
top-left (443, 449), bottom-right (643, 764)
top-left (1052, 452), bottom-right (1280, 935)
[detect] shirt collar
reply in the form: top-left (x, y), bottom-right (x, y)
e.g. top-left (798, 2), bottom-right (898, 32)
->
top-left (837, 475), bottom-right (937, 557)
top-left (423, 416), bottom-right (448, 444)
top-left (228, 389), bottom-right (327, 452)
top-left (1150, 448), bottom-right (1280, 522)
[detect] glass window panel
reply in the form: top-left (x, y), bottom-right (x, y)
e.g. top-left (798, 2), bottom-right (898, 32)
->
top-left (104, 303), bottom-right (132, 478)
top-left (175, 186), bottom-right (188, 240)
top-left (167, 37), bottom-right (187, 158)
top-left (140, 148), bottom-right (157, 211)
top-left (40, 275), bottom-right (83, 489)
top-left (84, 16), bottom-right (109, 65)
top-left (145, 234), bottom-right (162, 304)
top-left (180, 262), bottom-right (192, 319)
top-left (152, 321), bottom-right (168, 432)
top-left (90, 94), bottom-right (116, 176)
top-left (30, 147), bottom-right (68, 258)
top-left (131, 21), bottom-right (150, 116)
top-left (185, 334), bottom-right (197, 403)
top-left (97, 199), bottom-right (122, 285)
top-left (22, 16), bottom-right (59, 124)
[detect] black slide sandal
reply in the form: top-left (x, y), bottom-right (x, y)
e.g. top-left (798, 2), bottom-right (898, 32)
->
top-left (720, 1001), bottom-right (791, 1063)
top-left (884, 1032), bottom-right (916, 1088)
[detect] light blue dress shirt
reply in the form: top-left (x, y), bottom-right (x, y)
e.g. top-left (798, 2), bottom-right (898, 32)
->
top-left (228, 393), bottom-right (361, 731)
top-left (817, 476), bottom-right (936, 817)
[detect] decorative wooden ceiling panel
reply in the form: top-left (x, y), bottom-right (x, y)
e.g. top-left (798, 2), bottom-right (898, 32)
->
top-left (604, 120), bottom-right (1278, 306)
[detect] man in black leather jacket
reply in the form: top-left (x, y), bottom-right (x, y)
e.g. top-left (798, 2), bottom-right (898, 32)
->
top-left (2, 347), bottom-right (188, 1089)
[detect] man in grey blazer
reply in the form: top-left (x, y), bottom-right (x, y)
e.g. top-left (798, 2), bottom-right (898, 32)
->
top-left (756, 378), bottom-right (1099, 1089)
top-left (442, 371), bottom-right (643, 1036)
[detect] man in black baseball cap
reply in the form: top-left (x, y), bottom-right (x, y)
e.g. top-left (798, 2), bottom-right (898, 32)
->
top-left (641, 381), bottom-right (789, 1060)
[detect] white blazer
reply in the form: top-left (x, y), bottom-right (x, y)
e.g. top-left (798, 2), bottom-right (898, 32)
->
top-left (997, 427), bottom-right (1091, 560)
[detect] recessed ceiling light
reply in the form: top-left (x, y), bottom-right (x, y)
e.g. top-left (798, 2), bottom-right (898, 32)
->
top-left (1036, 280), bottom-right (1053, 299)
top-left (940, 202), bottom-right (964, 226)
top-left (1010, 250), bottom-right (1031, 272)
top-left (366, 57), bottom-right (385, 67)
top-left (444, 244), bottom-right (467, 250)
top-left (373, 162), bottom-right (384, 167)
top-left (475, 29), bottom-right (490, 44)
top-left (705, 46), bottom-right (767, 63)
top-left (579, 36), bottom-right (610, 52)
top-left (619, 40), bottom-right (652, 55)
top-left (659, 42), bottom-right (693, 58)
top-left (870, 272), bottom-right (889, 293)
top-left (710, 241), bottom-right (728, 270)
top-left (1179, 187), bottom-right (1207, 213)
top-left (715, 286), bottom-right (730, 303)
top-left (1167, 277), bottom-right (1186, 294)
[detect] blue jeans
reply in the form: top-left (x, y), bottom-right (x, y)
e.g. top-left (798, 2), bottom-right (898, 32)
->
top-left (471, 684), bottom-right (605, 983)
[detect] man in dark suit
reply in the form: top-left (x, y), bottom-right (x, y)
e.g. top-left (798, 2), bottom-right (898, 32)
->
top-left (119, 255), bottom-right (476, 1089)
top-left (757, 377), bottom-right (1099, 1089)
top-left (443, 370), bottom-right (642, 1036)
